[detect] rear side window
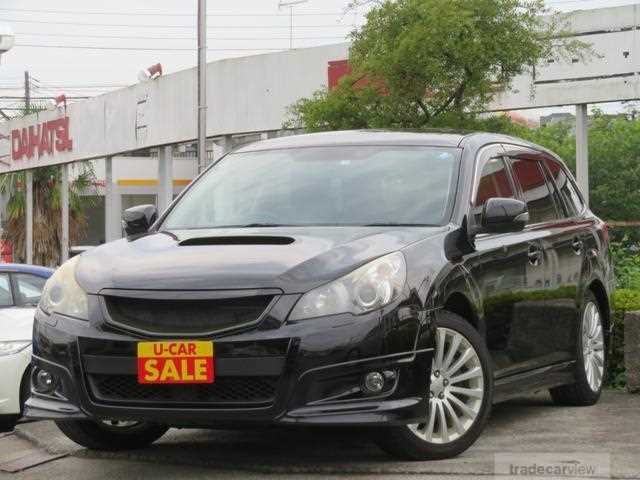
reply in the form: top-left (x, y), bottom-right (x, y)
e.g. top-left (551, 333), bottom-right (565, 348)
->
top-left (474, 157), bottom-right (514, 207)
top-left (544, 158), bottom-right (584, 216)
top-left (509, 159), bottom-right (558, 224)
top-left (13, 273), bottom-right (47, 306)
top-left (0, 273), bottom-right (13, 307)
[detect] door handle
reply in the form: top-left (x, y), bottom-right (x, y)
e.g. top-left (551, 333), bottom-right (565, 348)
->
top-left (571, 237), bottom-right (584, 255)
top-left (528, 245), bottom-right (542, 266)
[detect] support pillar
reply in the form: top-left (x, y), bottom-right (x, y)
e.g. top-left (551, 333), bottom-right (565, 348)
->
top-left (25, 170), bottom-right (33, 264)
top-left (158, 146), bottom-right (173, 213)
top-left (576, 104), bottom-right (589, 205)
top-left (215, 135), bottom-right (233, 162)
top-left (60, 164), bottom-right (69, 263)
top-left (104, 156), bottom-right (118, 242)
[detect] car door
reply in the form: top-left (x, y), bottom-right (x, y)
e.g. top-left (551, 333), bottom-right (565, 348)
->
top-left (504, 151), bottom-right (575, 371)
top-left (539, 156), bottom-right (590, 364)
top-left (463, 147), bottom-right (549, 378)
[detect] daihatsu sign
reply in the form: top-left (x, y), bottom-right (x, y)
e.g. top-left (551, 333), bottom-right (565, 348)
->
top-left (11, 116), bottom-right (73, 161)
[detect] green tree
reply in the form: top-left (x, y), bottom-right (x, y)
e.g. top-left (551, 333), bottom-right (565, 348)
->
top-left (517, 112), bottom-right (640, 223)
top-left (0, 106), bottom-right (96, 266)
top-left (289, 0), bottom-right (588, 131)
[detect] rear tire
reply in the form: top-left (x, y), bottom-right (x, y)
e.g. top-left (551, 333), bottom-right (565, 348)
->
top-left (550, 291), bottom-right (606, 406)
top-left (376, 311), bottom-right (493, 460)
top-left (55, 419), bottom-right (168, 451)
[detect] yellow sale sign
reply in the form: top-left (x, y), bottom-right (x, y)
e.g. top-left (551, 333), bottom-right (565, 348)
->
top-left (137, 341), bottom-right (214, 384)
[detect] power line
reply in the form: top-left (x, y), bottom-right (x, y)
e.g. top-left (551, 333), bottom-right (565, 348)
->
top-left (4, 18), bottom-right (352, 29)
top-left (0, 7), bottom-right (345, 17)
top-left (15, 44), bottom-right (286, 52)
top-left (1, 95), bottom-right (90, 99)
top-left (15, 31), bottom-right (347, 41)
top-left (1, 84), bottom-right (128, 89)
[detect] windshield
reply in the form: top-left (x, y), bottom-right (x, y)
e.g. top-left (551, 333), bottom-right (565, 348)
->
top-left (162, 145), bottom-right (460, 229)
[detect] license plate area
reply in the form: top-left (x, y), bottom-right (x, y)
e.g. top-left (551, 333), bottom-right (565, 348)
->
top-left (137, 341), bottom-right (214, 384)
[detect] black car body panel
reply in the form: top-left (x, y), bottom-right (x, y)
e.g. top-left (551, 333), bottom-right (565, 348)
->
top-left (75, 226), bottom-right (449, 294)
top-left (27, 130), bottom-right (613, 428)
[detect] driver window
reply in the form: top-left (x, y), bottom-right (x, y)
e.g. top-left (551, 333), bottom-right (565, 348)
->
top-left (474, 157), bottom-right (514, 208)
top-left (0, 273), bottom-right (13, 307)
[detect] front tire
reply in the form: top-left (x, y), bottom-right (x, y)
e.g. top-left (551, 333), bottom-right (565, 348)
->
top-left (55, 419), bottom-right (168, 451)
top-left (376, 311), bottom-right (493, 460)
top-left (550, 291), bottom-right (606, 406)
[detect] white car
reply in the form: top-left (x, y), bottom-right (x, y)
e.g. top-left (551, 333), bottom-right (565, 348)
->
top-left (0, 264), bottom-right (53, 432)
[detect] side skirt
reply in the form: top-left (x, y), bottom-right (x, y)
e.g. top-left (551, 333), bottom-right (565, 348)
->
top-left (493, 361), bottom-right (576, 404)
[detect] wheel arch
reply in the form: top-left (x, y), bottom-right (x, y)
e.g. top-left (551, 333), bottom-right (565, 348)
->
top-left (441, 291), bottom-right (486, 339)
top-left (19, 364), bottom-right (32, 414)
top-left (587, 279), bottom-right (611, 340)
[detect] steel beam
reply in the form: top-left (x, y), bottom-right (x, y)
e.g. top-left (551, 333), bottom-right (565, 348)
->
top-left (60, 163), bottom-right (69, 263)
top-left (157, 146), bottom-right (173, 214)
top-left (576, 104), bottom-right (589, 205)
top-left (197, 0), bottom-right (207, 174)
top-left (104, 156), bottom-right (116, 242)
top-left (25, 170), bottom-right (33, 264)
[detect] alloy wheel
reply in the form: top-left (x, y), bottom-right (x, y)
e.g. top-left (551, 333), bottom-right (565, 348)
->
top-left (409, 327), bottom-right (484, 444)
top-left (582, 302), bottom-right (605, 392)
top-left (100, 419), bottom-right (141, 430)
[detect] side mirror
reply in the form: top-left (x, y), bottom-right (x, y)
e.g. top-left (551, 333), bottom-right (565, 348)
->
top-left (480, 198), bottom-right (528, 234)
top-left (122, 205), bottom-right (158, 236)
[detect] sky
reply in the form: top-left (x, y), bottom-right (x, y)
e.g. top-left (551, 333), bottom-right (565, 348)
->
top-left (0, 0), bottom-right (638, 118)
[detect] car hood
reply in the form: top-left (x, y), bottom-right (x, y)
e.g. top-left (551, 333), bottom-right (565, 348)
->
top-left (0, 307), bottom-right (36, 342)
top-left (76, 226), bottom-right (448, 294)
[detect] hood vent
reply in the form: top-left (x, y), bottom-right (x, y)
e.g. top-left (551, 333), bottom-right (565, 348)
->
top-left (179, 236), bottom-right (295, 246)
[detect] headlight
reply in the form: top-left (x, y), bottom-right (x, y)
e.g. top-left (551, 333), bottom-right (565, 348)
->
top-left (289, 252), bottom-right (406, 321)
top-left (39, 256), bottom-right (89, 319)
top-left (0, 341), bottom-right (31, 356)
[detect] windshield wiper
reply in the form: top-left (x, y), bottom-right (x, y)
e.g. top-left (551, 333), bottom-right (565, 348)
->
top-left (363, 223), bottom-right (435, 227)
top-left (239, 223), bottom-right (288, 228)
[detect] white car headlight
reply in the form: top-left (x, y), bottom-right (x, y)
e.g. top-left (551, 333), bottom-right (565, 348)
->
top-left (39, 256), bottom-right (89, 319)
top-left (289, 252), bottom-right (406, 321)
top-left (0, 341), bottom-right (31, 356)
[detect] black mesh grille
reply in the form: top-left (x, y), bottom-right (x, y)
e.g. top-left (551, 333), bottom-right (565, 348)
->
top-left (88, 375), bottom-right (278, 406)
top-left (104, 295), bottom-right (274, 334)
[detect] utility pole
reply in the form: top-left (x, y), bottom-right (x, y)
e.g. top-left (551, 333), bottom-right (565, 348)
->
top-left (24, 70), bottom-right (30, 111)
top-left (278, 0), bottom-right (309, 49)
top-left (197, 0), bottom-right (207, 174)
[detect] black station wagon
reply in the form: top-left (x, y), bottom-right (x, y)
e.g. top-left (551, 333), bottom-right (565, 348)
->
top-left (28, 131), bottom-right (613, 459)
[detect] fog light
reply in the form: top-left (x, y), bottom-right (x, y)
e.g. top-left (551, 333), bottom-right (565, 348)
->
top-left (34, 369), bottom-right (56, 393)
top-left (363, 371), bottom-right (385, 394)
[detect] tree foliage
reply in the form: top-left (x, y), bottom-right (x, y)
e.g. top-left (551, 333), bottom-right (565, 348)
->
top-left (517, 112), bottom-right (640, 223)
top-left (289, 0), bottom-right (588, 131)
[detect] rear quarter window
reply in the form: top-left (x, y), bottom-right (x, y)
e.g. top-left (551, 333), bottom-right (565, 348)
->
top-left (544, 158), bottom-right (584, 216)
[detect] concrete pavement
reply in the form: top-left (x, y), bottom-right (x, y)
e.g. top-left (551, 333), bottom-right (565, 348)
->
top-left (1, 390), bottom-right (639, 479)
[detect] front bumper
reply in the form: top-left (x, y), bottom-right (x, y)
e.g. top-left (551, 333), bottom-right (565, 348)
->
top-left (0, 346), bottom-right (31, 416)
top-left (26, 296), bottom-right (435, 427)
